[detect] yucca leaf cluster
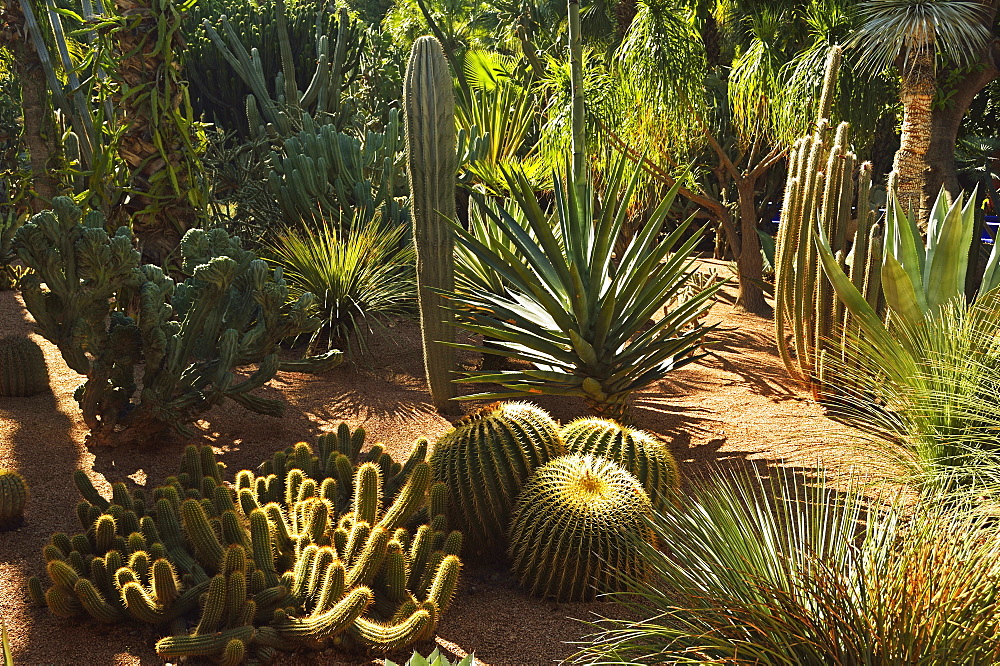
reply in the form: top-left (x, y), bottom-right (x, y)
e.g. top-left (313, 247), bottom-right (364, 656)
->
top-left (445, 154), bottom-right (721, 421)
top-left (13, 198), bottom-right (340, 447)
top-left (29, 429), bottom-right (462, 661)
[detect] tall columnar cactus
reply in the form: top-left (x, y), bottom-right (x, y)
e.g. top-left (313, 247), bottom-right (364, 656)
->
top-left (29, 431), bottom-right (462, 660)
top-left (0, 469), bottom-right (28, 531)
top-left (429, 401), bottom-right (566, 556)
top-left (560, 418), bottom-right (679, 511)
top-left (774, 46), bottom-right (883, 386)
top-left (507, 454), bottom-right (655, 602)
top-left (0, 336), bottom-right (49, 397)
top-left (13, 198), bottom-right (340, 446)
top-left (405, 36), bottom-right (458, 411)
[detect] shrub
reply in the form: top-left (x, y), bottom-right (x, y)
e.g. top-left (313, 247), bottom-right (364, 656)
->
top-left (571, 467), bottom-right (1000, 664)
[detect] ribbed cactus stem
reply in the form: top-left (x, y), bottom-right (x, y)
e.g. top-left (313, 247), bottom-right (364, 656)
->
top-left (0, 336), bottom-right (49, 397)
top-left (404, 35), bottom-right (458, 411)
top-left (156, 625), bottom-right (255, 658)
top-left (0, 470), bottom-right (28, 530)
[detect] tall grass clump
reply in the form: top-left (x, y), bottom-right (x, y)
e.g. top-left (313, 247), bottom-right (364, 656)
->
top-left (572, 467), bottom-right (1000, 665)
top-left (821, 289), bottom-right (1000, 495)
top-left (267, 218), bottom-right (415, 356)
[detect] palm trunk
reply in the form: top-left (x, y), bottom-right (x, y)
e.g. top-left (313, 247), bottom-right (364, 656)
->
top-left (893, 46), bottom-right (936, 229)
top-left (734, 179), bottom-right (769, 315)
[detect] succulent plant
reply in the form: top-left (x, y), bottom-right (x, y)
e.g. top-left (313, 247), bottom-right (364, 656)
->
top-left (0, 469), bottom-right (28, 531)
top-left (507, 454), bottom-right (654, 602)
top-left (0, 335), bottom-right (48, 397)
top-left (430, 402), bottom-right (566, 556)
top-left (388, 648), bottom-right (475, 666)
top-left (14, 199), bottom-right (340, 446)
top-left (29, 431), bottom-right (462, 660)
top-left (405, 35), bottom-right (458, 411)
top-left (560, 418), bottom-right (679, 511)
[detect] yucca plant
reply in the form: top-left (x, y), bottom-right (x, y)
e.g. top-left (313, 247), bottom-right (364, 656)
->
top-left (572, 467), bottom-right (1000, 665)
top-left (266, 216), bottom-right (415, 356)
top-left (444, 153), bottom-right (722, 421)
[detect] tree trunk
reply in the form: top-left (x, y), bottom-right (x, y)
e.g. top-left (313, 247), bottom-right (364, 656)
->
top-left (926, 48), bottom-right (1000, 202)
top-left (734, 180), bottom-right (769, 315)
top-left (893, 45), bottom-right (936, 228)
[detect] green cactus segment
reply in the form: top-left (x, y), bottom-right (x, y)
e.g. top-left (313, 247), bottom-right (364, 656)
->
top-left (405, 35), bottom-right (458, 411)
top-left (74, 578), bottom-right (124, 623)
top-left (508, 454), bottom-right (655, 602)
top-left (0, 469), bottom-right (28, 531)
top-left (13, 200), bottom-right (331, 447)
top-left (430, 401), bottom-right (567, 554)
top-left (181, 499), bottom-right (225, 571)
top-left (427, 555), bottom-right (461, 613)
top-left (156, 625), bottom-right (255, 658)
top-left (151, 559), bottom-right (179, 606)
top-left (350, 608), bottom-right (433, 652)
top-left (274, 586), bottom-right (373, 639)
top-left (0, 335), bottom-right (49, 397)
top-left (560, 418), bottom-right (679, 510)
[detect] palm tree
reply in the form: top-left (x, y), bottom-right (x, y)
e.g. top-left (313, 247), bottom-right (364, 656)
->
top-left (851, 0), bottom-right (998, 228)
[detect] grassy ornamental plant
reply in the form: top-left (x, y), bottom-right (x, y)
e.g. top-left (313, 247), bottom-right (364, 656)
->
top-left (573, 467), bottom-right (1000, 665)
top-left (30, 430), bottom-right (462, 660)
top-left (445, 154), bottom-right (722, 421)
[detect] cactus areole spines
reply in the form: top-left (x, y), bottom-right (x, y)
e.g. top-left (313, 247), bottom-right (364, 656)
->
top-left (405, 36), bottom-right (458, 412)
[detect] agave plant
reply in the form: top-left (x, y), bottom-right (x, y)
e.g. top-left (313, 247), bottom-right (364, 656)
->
top-left (572, 467), bottom-right (1000, 665)
top-left (266, 216), bottom-right (415, 356)
top-left (444, 153), bottom-right (722, 420)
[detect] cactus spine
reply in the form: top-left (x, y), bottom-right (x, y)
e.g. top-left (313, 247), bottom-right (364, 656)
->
top-left (430, 401), bottom-right (567, 556)
top-left (507, 454), bottom-right (655, 602)
top-left (405, 35), bottom-right (458, 411)
top-left (32, 433), bottom-right (461, 660)
top-left (560, 418), bottom-right (679, 511)
top-left (0, 469), bottom-right (28, 530)
top-left (774, 46), bottom-right (882, 386)
top-left (0, 336), bottom-right (48, 397)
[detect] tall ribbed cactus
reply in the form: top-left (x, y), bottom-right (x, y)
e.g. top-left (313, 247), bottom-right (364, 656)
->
top-left (0, 336), bottom-right (49, 397)
top-left (429, 401), bottom-right (566, 556)
top-left (560, 418), bottom-right (679, 511)
top-left (30, 432), bottom-right (462, 660)
top-left (405, 36), bottom-right (458, 411)
top-left (774, 46), bottom-right (883, 386)
top-left (0, 469), bottom-right (28, 531)
top-left (507, 454), bottom-right (655, 602)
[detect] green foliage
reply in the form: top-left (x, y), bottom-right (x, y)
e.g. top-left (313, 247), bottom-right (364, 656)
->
top-left (31, 434), bottom-right (462, 659)
top-left (405, 35), bottom-right (458, 410)
top-left (560, 418), bottom-right (678, 511)
top-left (0, 469), bottom-right (28, 531)
top-left (266, 218), bottom-right (415, 356)
top-left (445, 154), bottom-right (721, 421)
top-left (571, 467), bottom-right (1000, 664)
top-left (1, 617), bottom-right (11, 666)
top-left (14, 198), bottom-right (339, 446)
top-left (0, 335), bottom-right (48, 398)
top-left (0, 212), bottom-right (30, 291)
top-left (507, 454), bottom-right (654, 602)
top-left (429, 401), bottom-right (566, 556)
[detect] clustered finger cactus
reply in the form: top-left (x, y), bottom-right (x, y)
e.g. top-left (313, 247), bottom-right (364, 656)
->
top-left (29, 428), bottom-right (462, 662)
top-left (0, 335), bottom-right (49, 397)
top-left (429, 402), bottom-right (566, 556)
top-left (507, 454), bottom-right (655, 602)
top-left (13, 198), bottom-right (341, 447)
top-left (0, 469), bottom-right (28, 531)
top-left (560, 418), bottom-right (678, 511)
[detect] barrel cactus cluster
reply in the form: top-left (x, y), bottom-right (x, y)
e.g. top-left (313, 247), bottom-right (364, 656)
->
top-left (0, 335), bottom-right (48, 397)
top-left (0, 469), bottom-right (28, 531)
top-left (429, 401), bottom-right (677, 602)
top-left (29, 427), bottom-right (462, 661)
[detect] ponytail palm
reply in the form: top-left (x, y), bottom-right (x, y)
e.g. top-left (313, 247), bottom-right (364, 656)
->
top-left (444, 154), bottom-right (722, 421)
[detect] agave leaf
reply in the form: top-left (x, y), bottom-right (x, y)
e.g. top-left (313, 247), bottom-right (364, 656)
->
top-left (881, 254), bottom-right (926, 328)
top-left (885, 191), bottom-right (926, 299)
top-left (925, 189), bottom-right (975, 310)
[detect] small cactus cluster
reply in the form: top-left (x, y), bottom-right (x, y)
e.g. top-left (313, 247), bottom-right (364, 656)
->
top-left (429, 402), bottom-right (675, 602)
top-left (0, 469), bottom-right (28, 531)
top-left (0, 335), bottom-right (49, 397)
top-left (30, 426), bottom-right (462, 662)
top-left (429, 402), bottom-right (566, 556)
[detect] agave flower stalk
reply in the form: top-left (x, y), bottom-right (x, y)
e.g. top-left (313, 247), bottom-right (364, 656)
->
top-left (442, 153), bottom-right (722, 421)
